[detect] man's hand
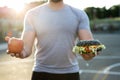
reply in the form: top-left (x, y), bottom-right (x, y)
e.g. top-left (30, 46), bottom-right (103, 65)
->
top-left (80, 51), bottom-right (100, 60)
top-left (6, 49), bottom-right (28, 59)
top-left (5, 36), bottom-right (27, 59)
top-left (5, 37), bottom-right (24, 53)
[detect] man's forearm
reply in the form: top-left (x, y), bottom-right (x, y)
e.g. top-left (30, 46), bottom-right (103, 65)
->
top-left (78, 29), bottom-right (93, 40)
top-left (20, 47), bottom-right (32, 58)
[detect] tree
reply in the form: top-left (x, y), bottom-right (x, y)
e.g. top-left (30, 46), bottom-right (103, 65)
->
top-left (84, 4), bottom-right (120, 19)
top-left (109, 5), bottom-right (120, 17)
top-left (85, 7), bottom-right (95, 20)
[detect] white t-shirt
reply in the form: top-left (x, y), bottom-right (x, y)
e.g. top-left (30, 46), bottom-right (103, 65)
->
top-left (24, 3), bottom-right (90, 73)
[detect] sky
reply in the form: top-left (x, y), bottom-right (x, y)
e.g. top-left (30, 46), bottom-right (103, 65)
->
top-left (0, 0), bottom-right (119, 11)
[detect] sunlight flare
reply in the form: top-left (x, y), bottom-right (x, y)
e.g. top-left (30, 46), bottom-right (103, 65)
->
top-left (2, 0), bottom-right (25, 13)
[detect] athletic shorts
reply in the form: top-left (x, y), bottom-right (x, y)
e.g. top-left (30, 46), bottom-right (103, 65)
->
top-left (31, 71), bottom-right (80, 80)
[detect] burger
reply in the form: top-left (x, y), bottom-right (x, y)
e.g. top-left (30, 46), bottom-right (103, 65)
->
top-left (72, 40), bottom-right (106, 60)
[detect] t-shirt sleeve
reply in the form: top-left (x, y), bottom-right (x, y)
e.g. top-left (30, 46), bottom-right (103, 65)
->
top-left (23, 11), bottom-right (35, 32)
top-left (78, 10), bottom-right (90, 30)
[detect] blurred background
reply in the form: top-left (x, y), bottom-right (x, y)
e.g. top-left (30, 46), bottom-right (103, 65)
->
top-left (0, 0), bottom-right (47, 43)
top-left (0, 0), bottom-right (120, 42)
top-left (0, 0), bottom-right (120, 80)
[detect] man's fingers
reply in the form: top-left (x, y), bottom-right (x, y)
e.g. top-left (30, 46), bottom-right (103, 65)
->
top-left (10, 53), bottom-right (15, 57)
top-left (81, 54), bottom-right (93, 60)
top-left (15, 53), bottom-right (20, 58)
top-left (6, 50), bottom-right (24, 58)
top-left (6, 50), bottom-right (10, 54)
top-left (16, 53), bottom-right (24, 58)
top-left (6, 50), bottom-right (16, 57)
top-left (6, 49), bottom-right (26, 58)
top-left (10, 53), bottom-right (21, 58)
top-left (89, 53), bottom-right (95, 57)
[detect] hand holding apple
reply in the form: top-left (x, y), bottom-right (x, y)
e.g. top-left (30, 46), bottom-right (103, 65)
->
top-left (5, 36), bottom-right (24, 54)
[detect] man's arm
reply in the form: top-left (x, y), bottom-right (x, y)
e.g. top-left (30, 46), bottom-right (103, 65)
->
top-left (7, 11), bottom-right (36, 58)
top-left (20, 30), bottom-right (36, 58)
top-left (75, 9), bottom-right (98, 60)
top-left (18, 11), bottom-right (36, 58)
top-left (7, 30), bottom-right (36, 58)
top-left (78, 29), bottom-right (93, 40)
top-left (78, 29), bottom-right (99, 60)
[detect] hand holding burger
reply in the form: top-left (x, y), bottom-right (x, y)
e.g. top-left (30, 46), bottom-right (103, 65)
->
top-left (72, 40), bottom-right (106, 60)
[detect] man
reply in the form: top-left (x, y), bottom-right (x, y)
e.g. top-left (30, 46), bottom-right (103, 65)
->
top-left (7, 0), bottom-right (96, 80)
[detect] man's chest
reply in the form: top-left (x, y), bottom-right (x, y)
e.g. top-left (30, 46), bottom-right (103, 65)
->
top-left (33, 11), bottom-right (79, 35)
